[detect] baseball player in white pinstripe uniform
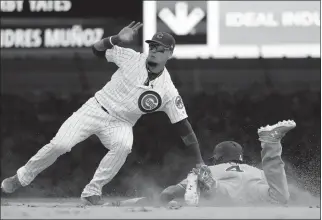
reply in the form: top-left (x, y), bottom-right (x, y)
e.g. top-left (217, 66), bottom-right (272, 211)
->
top-left (1, 21), bottom-right (206, 205)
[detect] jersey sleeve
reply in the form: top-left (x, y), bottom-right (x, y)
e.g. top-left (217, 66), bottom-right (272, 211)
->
top-left (162, 92), bottom-right (188, 124)
top-left (105, 45), bottom-right (140, 68)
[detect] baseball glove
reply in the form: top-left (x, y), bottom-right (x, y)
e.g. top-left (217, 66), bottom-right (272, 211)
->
top-left (193, 165), bottom-right (216, 191)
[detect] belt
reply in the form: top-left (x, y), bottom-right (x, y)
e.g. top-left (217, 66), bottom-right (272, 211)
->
top-left (95, 98), bottom-right (109, 114)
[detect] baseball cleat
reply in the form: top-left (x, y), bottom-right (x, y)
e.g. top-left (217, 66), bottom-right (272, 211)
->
top-left (1, 175), bottom-right (22, 193)
top-left (81, 195), bottom-right (104, 206)
top-left (258, 120), bottom-right (296, 141)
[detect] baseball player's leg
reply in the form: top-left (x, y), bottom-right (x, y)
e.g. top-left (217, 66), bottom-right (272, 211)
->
top-left (81, 123), bottom-right (133, 198)
top-left (257, 120), bottom-right (296, 204)
top-left (2, 99), bottom-right (104, 192)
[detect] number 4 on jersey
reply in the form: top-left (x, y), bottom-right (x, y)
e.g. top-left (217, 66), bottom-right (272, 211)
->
top-left (226, 165), bottom-right (244, 172)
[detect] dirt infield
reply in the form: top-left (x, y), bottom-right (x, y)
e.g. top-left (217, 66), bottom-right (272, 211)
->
top-left (1, 198), bottom-right (320, 219)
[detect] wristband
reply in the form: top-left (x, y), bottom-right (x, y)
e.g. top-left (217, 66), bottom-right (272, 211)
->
top-left (109, 36), bottom-right (115, 46)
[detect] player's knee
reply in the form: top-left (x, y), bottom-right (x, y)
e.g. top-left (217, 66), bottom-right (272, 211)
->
top-left (123, 143), bottom-right (132, 154)
top-left (113, 143), bottom-right (132, 156)
top-left (116, 128), bottom-right (133, 154)
top-left (49, 140), bottom-right (73, 154)
top-left (114, 137), bottom-right (132, 154)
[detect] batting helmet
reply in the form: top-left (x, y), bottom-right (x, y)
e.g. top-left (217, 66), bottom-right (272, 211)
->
top-left (208, 141), bottom-right (243, 164)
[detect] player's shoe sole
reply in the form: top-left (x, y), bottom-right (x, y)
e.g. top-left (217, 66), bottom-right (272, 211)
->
top-left (258, 120), bottom-right (296, 141)
top-left (1, 175), bottom-right (22, 193)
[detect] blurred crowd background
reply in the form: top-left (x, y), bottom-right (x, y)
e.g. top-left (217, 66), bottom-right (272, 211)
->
top-left (1, 0), bottom-right (320, 198)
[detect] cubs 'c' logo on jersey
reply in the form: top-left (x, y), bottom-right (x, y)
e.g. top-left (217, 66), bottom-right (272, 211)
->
top-left (138, 91), bottom-right (162, 113)
top-left (226, 165), bottom-right (244, 172)
top-left (175, 96), bottom-right (184, 109)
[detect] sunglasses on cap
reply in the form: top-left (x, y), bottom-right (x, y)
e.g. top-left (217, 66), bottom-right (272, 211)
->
top-left (148, 44), bottom-right (171, 53)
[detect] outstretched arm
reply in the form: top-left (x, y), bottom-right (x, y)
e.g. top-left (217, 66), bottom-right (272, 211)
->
top-left (162, 93), bottom-right (204, 166)
top-left (92, 35), bottom-right (122, 57)
top-left (174, 119), bottom-right (204, 165)
top-left (91, 21), bottom-right (143, 65)
top-left (159, 184), bottom-right (186, 205)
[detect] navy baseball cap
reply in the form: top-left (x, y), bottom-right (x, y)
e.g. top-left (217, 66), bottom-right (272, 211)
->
top-left (145, 32), bottom-right (175, 50)
top-left (209, 141), bottom-right (243, 163)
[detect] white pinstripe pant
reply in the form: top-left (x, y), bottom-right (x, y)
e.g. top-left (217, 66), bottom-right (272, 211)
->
top-left (16, 97), bottom-right (133, 198)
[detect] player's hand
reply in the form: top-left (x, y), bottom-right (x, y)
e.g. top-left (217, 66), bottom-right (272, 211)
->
top-left (196, 161), bottom-right (205, 168)
top-left (193, 164), bottom-right (208, 175)
top-left (192, 165), bottom-right (216, 191)
top-left (193, 162), bottom-right (206, 174)
top-left (117, 21), bottom-right (143, 43)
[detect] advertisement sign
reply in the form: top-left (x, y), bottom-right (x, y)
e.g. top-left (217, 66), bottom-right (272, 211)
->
top-left (0, 18), bottom-right (120, 57)
top-left (1, 0), bottom-right (141, 58)
top-left (143, 1), bottom-right (320, 59)
top-left (1, 24), bottom-right (104, 49)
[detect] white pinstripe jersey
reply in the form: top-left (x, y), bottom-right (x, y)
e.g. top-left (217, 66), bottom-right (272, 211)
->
top-left (94, 45), bottom-right (188, 126)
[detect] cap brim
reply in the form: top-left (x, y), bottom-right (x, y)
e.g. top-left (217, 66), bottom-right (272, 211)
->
top-left (145, 40), bottom-right (168, 48)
